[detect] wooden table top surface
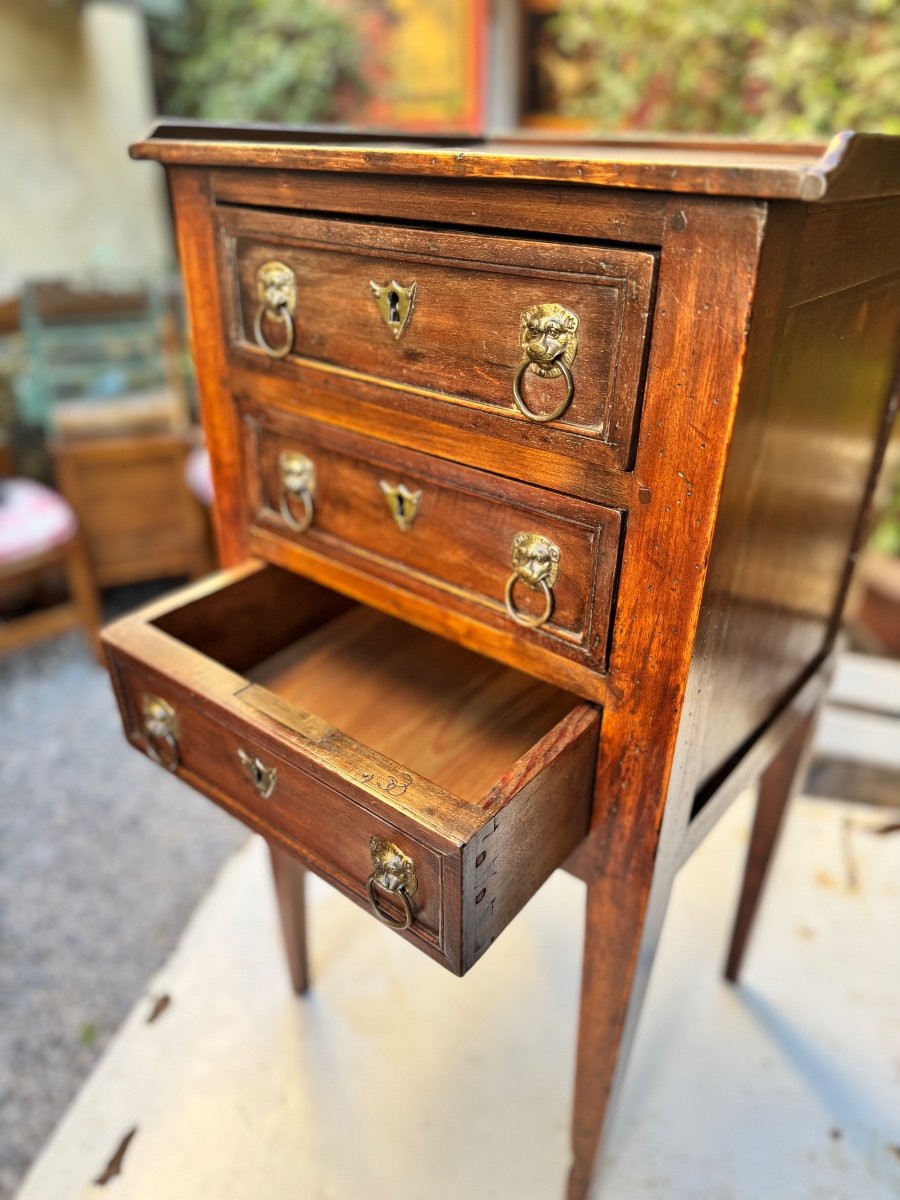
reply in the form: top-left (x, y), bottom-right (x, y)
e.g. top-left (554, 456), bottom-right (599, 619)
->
top-left (131, 121), bottom-right (900, 202)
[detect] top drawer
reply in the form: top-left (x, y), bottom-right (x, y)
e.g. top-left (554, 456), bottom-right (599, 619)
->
top-left (218, 207), bottom-right (657, 473)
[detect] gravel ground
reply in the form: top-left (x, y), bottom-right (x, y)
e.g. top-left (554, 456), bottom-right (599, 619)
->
top-left (0, 611), bottom-right (247, 1199)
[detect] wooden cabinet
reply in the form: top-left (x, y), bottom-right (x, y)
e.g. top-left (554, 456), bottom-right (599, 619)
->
top-left (103, 126), bottom-right (900, 1198)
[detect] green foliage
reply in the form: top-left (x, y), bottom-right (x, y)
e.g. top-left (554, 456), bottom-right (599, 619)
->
top-left (869, 474), bottom-right (900, 556)
top-left (553, 0), bottom-right (900, 136)
top-left (147, 0), bottom-right (366, 124)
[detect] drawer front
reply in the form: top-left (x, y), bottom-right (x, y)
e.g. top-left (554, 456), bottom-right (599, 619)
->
top-left (219, 208), bottom-right (656, 470)
top-left (240, 401), bottom-right (622, 675)
top-left (101, 564), bottom-right (601, 975)
top-left (116, 664), bottom-right (447, 952)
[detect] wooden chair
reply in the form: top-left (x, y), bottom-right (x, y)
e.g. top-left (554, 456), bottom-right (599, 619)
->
top-left (50, 433), bottom-right (213, 591)
top-left (0, 478), bottom-right (101, 659)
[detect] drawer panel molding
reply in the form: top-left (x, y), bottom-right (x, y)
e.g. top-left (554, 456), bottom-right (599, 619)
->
top-left (240, 400), bottom-right (623, 684)
top-left (219, 207), bottom-right (657, 472)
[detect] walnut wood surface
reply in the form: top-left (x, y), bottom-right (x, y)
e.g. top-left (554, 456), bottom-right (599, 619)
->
top-left (229, 362), bottom-right (639, 510)
top-left (133, 125), bottom-right (900, 202)
top-left (268, 843), bottom-right (309, 995)
top-left (240, 402), bottom-right (621, 688)
top-left (220, 206), bottom-right (655, 469)
top-left (210, 169), bottom-right (670, 247)
top-left (248, 605), bottom-right (578, 803)
top-left (565, 197), bottom-right (772, 1200)
top-left (120, 126), bottom-right (900, 1199)
top-left (724, 709), bottom-right (817, 983)
top-left (102, 562), bottom-right (598, 975)
top-left (168, 170), bottom-right (248, 566)
top-left (689, 199), bottom-right (900, 788)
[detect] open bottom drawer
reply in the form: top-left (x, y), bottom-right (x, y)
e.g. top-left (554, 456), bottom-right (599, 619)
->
top-left (102, 561), bottom-right (600, 975)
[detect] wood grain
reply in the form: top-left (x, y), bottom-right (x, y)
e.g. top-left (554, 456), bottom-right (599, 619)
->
top-left (689, 202), bottom-right (900, 792)
top-left (240, 401), bottom-right (621, 681)
top-left (209, 169), bottom-right (670, 246)
top-left (219, 206), bottom-right (656, 469)
top-left (121, 126), bottom-right (900, 1200)
top-left (102, 563), bottom-right (599, 976)
top-left (132, 125), bottom-right (900, 202)
top-left (228, 362), bottom-right (638, 508)
top-left (168, 168), bottom-right (248, 567)
top-left (724, 709), bottom-right (817, 982)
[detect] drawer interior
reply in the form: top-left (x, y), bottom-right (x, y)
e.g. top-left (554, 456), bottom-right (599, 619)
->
top-left (152, 566), bottom-right (581, 806)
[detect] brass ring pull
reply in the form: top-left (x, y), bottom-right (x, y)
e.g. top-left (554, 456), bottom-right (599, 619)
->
top-left (504, 532), bottom-right (561, 631)
top-left (366, 875), bottom-right (414, 930)
top-left (504, 572), bottom-right (554, 628)
top-left (513, 302), bottom-right (579, 423)
top-left (366, 836), bottom-right (418, 932)
top-left (254, 260), bottom-right (297, 359)
top-left (253, 303), bottom-right (294, 359)
top-left (279, 486), bottom-right (313, 532)
top-left (278, 451), bottom-right (315, 533)
top-left (513, 356), bottom-right (574, 423)
top-left (141, 695), bottom-right (179, 772)
top-left (145, 730), bottom-right (179, 771)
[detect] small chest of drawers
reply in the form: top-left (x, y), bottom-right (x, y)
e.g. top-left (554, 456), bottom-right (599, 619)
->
top-left (103, 125), bottom-right (900, 1199)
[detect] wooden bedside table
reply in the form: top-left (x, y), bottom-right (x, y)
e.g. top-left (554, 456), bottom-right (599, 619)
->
top-left (103, 125), bottom-right (899, 1198)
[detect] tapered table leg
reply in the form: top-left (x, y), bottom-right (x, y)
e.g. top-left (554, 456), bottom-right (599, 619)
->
top-left (567, 867), bottom-right (664, 1200)
top-left (725, 710), bottom-right (816, 983)
top-left (268, 842), bottom-right (310, 995)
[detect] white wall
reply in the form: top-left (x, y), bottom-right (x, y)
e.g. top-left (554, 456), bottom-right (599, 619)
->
top-left (0, 0), bottom-right (171, 297)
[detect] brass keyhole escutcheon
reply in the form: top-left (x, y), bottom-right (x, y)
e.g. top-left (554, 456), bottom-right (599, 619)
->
top-left (513, 303), bottom-right (579, 423)
top-left (380, 480), bottom-right (422, 532)
top-left (504, 531), bottom-right (561, 630)
top-left (237, 748), bottom-right (278, 799)
top-left (370, 279), bottom-right (416, 339)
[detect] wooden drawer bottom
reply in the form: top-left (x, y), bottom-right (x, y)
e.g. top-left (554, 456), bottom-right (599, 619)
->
top-left (102, 561), bottom-right (600, 975)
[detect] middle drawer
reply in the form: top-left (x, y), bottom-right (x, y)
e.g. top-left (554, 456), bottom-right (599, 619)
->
top-left (239, 399), bottom-right (621, 699)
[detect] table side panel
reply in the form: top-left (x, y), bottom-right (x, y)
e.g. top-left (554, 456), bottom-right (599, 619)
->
top-left (690, 198), bottom-right (900, 791)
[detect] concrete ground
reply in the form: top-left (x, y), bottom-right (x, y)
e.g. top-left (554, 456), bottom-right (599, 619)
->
top-left (0, 623), bottom-right (246, 1199)
top-left (15, 789), bottom-right (900, 1200)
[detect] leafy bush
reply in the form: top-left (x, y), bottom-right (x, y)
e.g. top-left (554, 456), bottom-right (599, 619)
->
top-left (147, 0), bottom-right (366, 124)
top-left (553, 0), bottom-right (900, 136)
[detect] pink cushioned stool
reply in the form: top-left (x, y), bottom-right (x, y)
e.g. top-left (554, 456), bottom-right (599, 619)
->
top-left (0, 478), bottom-right (102, 659)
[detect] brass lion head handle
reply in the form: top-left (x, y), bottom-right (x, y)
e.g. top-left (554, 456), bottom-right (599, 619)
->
top-left (504, 532), bottom-right (561, 630)
top-left (278, 450), bottom-right (315, 533)
top-left (366, 836), bottom-right (418, 931)
top-left (513, 303), bottom-right (579, 423)
top-left (141, 694), bottom-right (179, 771)
top-left (254, 260), bottom-right (296, 359)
